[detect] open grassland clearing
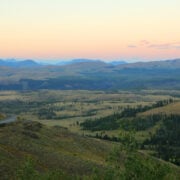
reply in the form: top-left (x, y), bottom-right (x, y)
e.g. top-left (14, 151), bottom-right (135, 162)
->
top-left (139, 101), bottom-right (180, 116)
top-left (0, 90), bottom-right (179, 138)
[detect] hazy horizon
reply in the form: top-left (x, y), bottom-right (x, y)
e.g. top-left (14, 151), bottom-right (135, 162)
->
top-left (0, 57), bottom-right (140, 64)
top-left (1, 57), bottom-right (180, 64)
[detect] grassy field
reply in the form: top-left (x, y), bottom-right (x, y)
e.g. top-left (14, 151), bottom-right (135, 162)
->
top-left (0, 89), bottom-right (179, 145)
top-left (0, 90), bottom-right (179, 136)
top-left (139, 101), bottom-right (180, 115)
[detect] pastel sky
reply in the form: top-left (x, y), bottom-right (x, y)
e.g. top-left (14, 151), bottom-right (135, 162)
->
top-left (0, 0), bottom-right (180, 62)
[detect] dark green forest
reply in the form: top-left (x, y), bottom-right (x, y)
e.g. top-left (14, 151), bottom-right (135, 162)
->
top-left (81, 100), bottom-right (180, 166)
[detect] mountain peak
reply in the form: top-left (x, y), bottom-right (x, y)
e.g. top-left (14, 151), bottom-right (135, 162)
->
top-left (0, 59), bottom-right (40, 67)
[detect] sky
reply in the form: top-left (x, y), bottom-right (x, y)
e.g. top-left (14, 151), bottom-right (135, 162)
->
top-left (0, 0), bottom-right (180, 62)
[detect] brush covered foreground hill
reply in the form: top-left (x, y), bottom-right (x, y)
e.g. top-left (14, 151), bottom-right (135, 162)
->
top-left (0, 120), bottom-right (179, 179)
top-left (0, 120), bottom-right (112, 179)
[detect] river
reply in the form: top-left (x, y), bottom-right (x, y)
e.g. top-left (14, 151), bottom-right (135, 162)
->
top-left (0, 116), bottom-right (17, 125)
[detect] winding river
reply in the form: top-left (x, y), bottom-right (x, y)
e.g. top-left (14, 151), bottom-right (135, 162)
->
top-left (0, 116), bottom-right (17, 125)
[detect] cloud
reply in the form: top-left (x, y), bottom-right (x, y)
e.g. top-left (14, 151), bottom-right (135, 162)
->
top-left (127, 41), bottom-right (180, 50)
top-left (148, 42), bottom-right (180, 50)
top-left (140, 40), bottom-right (150, 46)
top-left (128, 45), bottom-right (137, 48)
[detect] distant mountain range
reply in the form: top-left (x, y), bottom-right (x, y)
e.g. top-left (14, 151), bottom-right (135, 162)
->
top-left (116, 59), bottom-right (180, 69)
top-left (108, 61), bottom-right (127, 65)
top-left (0, 59), bottom-right (40, 67)
top-left (56, 59), bottom-right (104, 66)
top-left (1, 58), bottom-right (180, 68)
top-left (0, 58), bottom-right (180, 90)
top-left (57, 59), bottom-right (127, 66)
top-left (0, 58), bottom-right (128, 67)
